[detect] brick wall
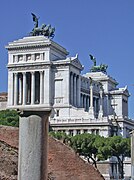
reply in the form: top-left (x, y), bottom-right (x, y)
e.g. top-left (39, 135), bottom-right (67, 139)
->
top-left (0, 126), bottom-right (104, 180)
top-left (48, 137), bottom-right (104, 180)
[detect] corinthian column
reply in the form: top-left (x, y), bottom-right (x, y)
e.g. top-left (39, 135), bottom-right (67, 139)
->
top-left (98, 86), bottom-right (103, 119)
top-left (14, 73), bottom-right (18, 105)
top-left (22, 72), bottom-right (26, 105)
top-left (31, 72), bottom-right (35, 105)
top-left (89, 78), bottom-right (95, 119)
top-left (19, 74), bottom-right (23, 104)
top-left (40, 71), bottom-right (43, 104)
top-left (74, 74), bottom-right (77, 106)
top-left (70, 72), bottom-right (73, 105)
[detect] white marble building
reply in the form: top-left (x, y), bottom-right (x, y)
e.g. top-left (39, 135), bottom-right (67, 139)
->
top-left (6, 35), bottom-right (134, 138)
top-left (6, 35), bottom-right (134, 179)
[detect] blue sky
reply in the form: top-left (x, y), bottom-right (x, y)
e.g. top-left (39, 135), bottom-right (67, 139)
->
top-left (0, 1), bottom-right (134, 117)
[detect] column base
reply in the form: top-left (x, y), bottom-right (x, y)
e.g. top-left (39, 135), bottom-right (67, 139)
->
top-left (89, 107), bottom-right (95, 119)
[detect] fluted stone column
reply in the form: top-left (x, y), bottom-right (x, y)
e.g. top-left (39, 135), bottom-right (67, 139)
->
top-left (40, 71), bottom-right (43, 104)
top-left (77, 76), bottom-right (81, 107)
top-left (8, 72), bottom-right (14, 106)
top-left (89, 79), bottom-right (95, 119)
top-left (14, 73), bottom-right (18, 105)
top-left (74, 75), bottom-right (77, 106)
top-left (19, 75), bottom-right (23, 104)
top-left (70, 73), bottom-right (74, 105)
top-left (31, 72), bottom-right (35, 105)
top-left (98, 88), bottom-right (103, 119)
top-left (80, 129), bottom-right (84, 134)
top-left (73, 129), bottom-right (77, 136)
top-left (18, 109), bottom-right (51, 180)
top-left (22, 72), bottom-right (26, 105)
top-left (44, 68), bottom-right (51, 106)
top-left (66, 130), bottom-right (69, 135)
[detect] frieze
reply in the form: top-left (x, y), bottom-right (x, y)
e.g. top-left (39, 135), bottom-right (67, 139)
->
top-left (8, 65), bottom-right (50, 71)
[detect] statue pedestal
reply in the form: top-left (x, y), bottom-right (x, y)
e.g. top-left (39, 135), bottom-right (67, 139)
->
top-left (89, 107), bottom-right (95, 119)
top-left (18, 109), bottom-right (51, 180)
top-left (98, 109), bottom-right (103, 120)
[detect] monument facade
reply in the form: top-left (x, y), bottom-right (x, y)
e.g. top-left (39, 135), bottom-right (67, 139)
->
top-left (6, 35), bottom-right (134, 138)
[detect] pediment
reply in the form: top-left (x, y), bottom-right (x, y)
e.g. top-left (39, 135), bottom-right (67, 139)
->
top-left (71, 58), bottom-right (83, 70)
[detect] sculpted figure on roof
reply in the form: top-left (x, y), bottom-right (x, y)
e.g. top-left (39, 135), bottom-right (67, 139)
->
top-left (29, 13), bottom-right (55, 38)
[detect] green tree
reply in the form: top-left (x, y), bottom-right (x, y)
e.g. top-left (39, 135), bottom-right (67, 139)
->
top-left (99, 136), bottom-right (130, 179)
top-left (49, 131), bottom-right (70, 144)
top-left (69, 133), bottom-right (105, 168)
top-left (0, 109), bottom-right (19, 127)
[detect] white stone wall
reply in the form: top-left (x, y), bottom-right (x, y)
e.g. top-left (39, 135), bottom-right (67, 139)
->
top-left (0, 101), bottom-right (7, 110)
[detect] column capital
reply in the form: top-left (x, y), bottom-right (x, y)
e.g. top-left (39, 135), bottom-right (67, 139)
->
top-left (39, 71), bottom-right (44, 74)
top-left (31, 71), bottom-right (35, 75)
top-left (22, 72), bottom-right (26, 75)
top-left (14, 72), bottom-right (18, 76)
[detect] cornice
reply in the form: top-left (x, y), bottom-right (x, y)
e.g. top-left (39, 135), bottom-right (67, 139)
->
top-left (6, 43), bottom-right (51, 51)
top-left (7, 62), bottom-right (51, 71)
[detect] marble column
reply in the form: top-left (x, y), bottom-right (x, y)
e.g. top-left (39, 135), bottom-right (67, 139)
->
top-left (74, 74), bottom-right (77, 106)
top-left (22, 72), bottom-right (26, 105)
top-left (8, 72), bottom-right (14, 106)
top-left (66, 130), bottom-right (69, 135)
top-left (77, 75), bottom-right (81, 107)
top-left (98, 89), bottom-right (103, 119)
top-left (73, 129), bottom-right (77, 136)
top-left (70, 73), bottom-right (74, 105)
top-left (31, 72), bottom-right (35, 105)
top-left (40, 71), bottom-right (43, 104)
top-left (18, 109), bottom-right (51, 180)
top-left (19, 74), bottom-right (23, 104)
top-left (14, 73), bottom-right (18, 105)
top-left (89, 81), bottom-right (95, 119)
top-left (44, 68), bottom-right (51, 106)
top-left (80, 129), bottom-right (84, 134)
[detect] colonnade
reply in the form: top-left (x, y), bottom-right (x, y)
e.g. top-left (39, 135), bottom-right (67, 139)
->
top-left (12, 71), bottom-right (45, 106)
top-left (70, 72), bottom-right (103, 116)
top-left (60, 129), bottom-right (100, 136)
top-left (80, 94), bottom-right (99, 113)
top-left (70, 72), bottom-right (80, 107)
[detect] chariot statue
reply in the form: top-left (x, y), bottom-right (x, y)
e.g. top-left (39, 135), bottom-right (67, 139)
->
top-left (89, 54), bottom-right (108, 73)
top-left (29, 13), bottom-right (55, 38)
